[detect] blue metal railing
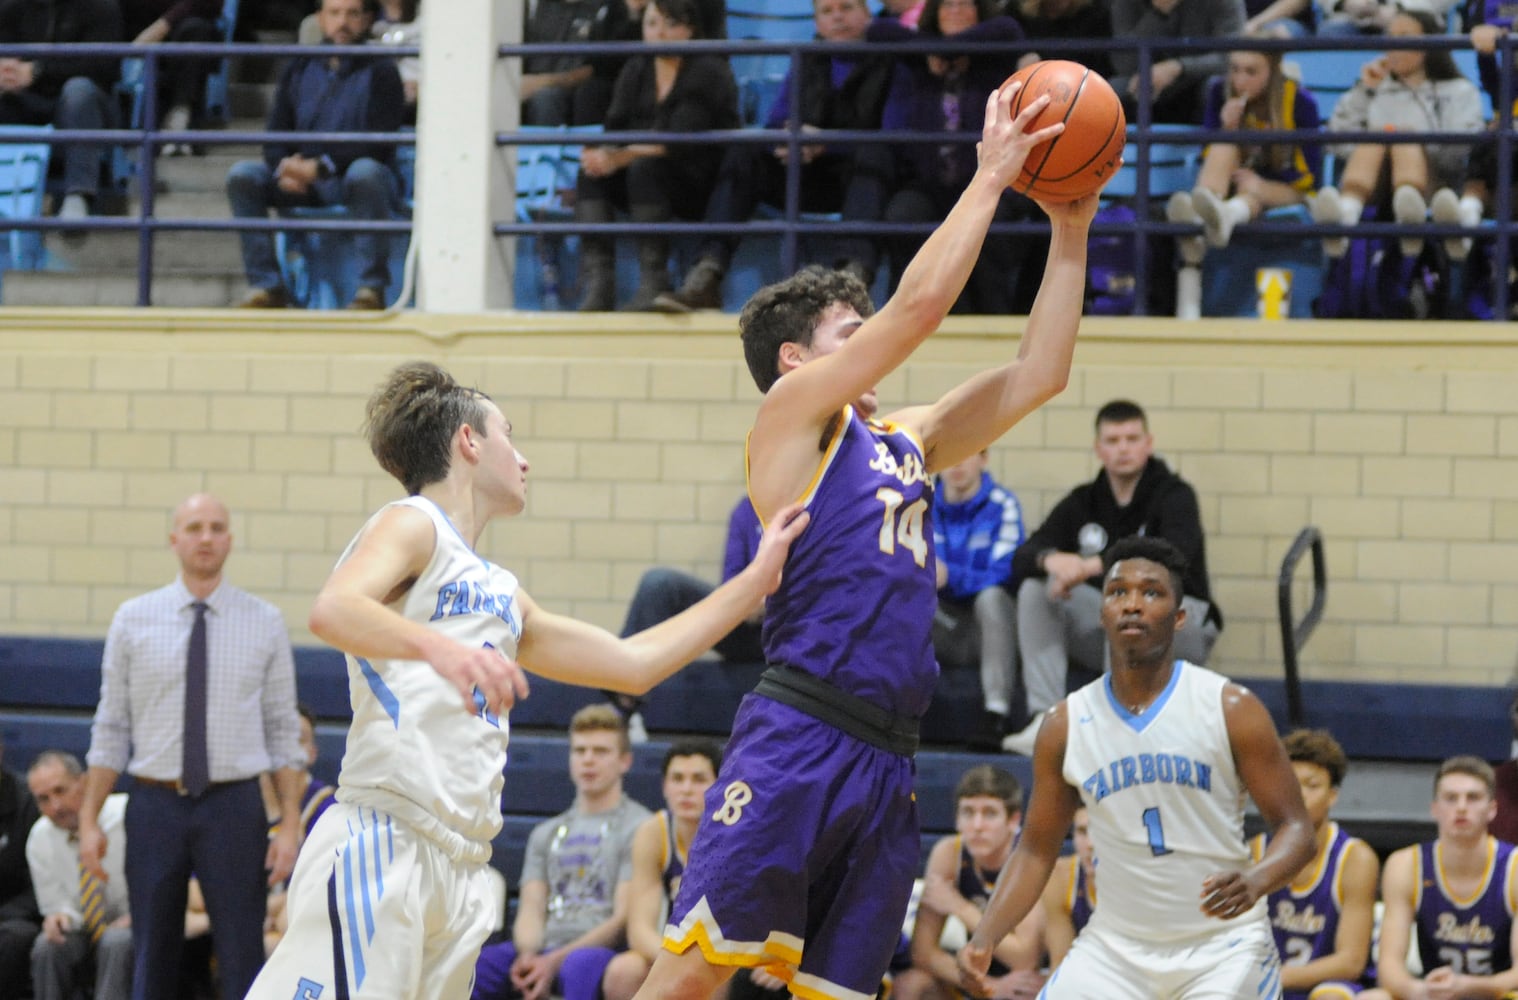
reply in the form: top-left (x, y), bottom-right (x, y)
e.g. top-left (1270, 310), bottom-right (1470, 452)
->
top-left (500, 34), bottom-right (1516, 316)
top-left (1, 35), bottom-right (1511, 312)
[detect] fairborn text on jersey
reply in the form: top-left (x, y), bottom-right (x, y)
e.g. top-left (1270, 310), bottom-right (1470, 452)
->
top-left (430, 580), bottom-right (520, 633)
top-left (1082, 754), bottom-right (1214, 804)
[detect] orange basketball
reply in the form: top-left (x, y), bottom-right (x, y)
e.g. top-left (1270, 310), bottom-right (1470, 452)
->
top-left (1003, 60), bottom-right (1126, 202)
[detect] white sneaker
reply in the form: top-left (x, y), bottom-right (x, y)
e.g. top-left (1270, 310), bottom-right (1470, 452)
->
top-left (1429, 187), bottom-right (1468, 261)
top-left (1001, 715), bottom-right (1043, 757)
top-left (1392, 185), bottom-right (1427, 259)
top-left (1191, 187), bottom-right (1233, 248)
top-left (626, 711), bottom-right (649, 746)
top-left (1311, 187), bottom-right (1346, 258)
top-left (1166, 191), bottom-right (1206, 265)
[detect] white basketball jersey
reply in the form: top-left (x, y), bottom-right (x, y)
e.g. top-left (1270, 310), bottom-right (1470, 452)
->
top-left (334, 496), bottom-right (521, 862)
top-left (1062, 661), bottom-right (1263, 943)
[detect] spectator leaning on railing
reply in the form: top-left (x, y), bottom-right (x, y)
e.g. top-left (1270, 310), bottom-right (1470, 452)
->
top-left (225, 0), bottom-right (406, 310)
top-left (0, 0), bottom-right (123, 227)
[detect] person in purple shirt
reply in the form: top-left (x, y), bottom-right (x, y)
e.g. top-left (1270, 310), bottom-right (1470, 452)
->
top-left (628, 74), bottom-right (1096, 1000)
top-left (604, 496), bottom-right (765, 740)
top-left (652, 0), bottom-right (894, 313)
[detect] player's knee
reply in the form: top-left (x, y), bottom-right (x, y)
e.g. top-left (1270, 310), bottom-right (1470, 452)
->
top-left (634, 949), bottom-right (731, 1000)
top-left (601, 951), bottom-right (651, 1000)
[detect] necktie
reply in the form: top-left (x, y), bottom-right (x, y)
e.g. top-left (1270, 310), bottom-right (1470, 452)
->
top-left (77, 862), bottom-right (107, 943)
top-left (182, 601), bottom-right (210, 797)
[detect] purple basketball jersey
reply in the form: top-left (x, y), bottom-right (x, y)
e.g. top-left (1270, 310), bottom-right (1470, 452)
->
top-left (1260, 822), bottom-right (1370, 1000)
top-left (955, 838), bottom-right (1010, 977)
top-left (1070, 860), bottom-right (1095, 935)
top-left (757, 406), bottom-right (939, 717)
top-left (1415, 837), bottom-right (1517, 977)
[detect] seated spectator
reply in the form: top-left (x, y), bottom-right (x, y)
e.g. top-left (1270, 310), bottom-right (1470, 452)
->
top-left (605, 494), bottom-right (763, 741)
top-left (226, 0), bottom-right (406, 309)
top-left (472, 706), bottom-right (652, 1000)
top-left (0, 733), bottom-right (40, 992)
top-left (372, 0), bottom-right (420, 124)
top-left (1108, 0), bottom-right (1244, 125)
top-left (1492, 689), bottom-right (1518, 844)
top-left (1430, 8), bottom-right (1513, 262)
top-left (1361, 756), bottom-right (1518, 1000)
top-left (1013, 0), bottom-right (1114, 78)
top-left (931, 449), bottom-right (1025, 751)
top-left (0, 0), bottom-right (123, 225)
top-left (261, 704), bottom-right (335, 956)
top-left (1037, 805), bottom-right (1093, 971)
top-left (1312, 8), bottom-right (1483, 259)
top-left (1002, 399), bottom-right (1222, 756)
top-left (25, 751), bottom-right (132, 1000)
top-left (574, 0), bottom-right (740, 311)
top-left (894, 765), bottom-right (1044, 1000)
top-left (1318, 0), bottom-right (1454, 37)
top-left (520, 0), bottom-right (608, 127)
top-left (879, 0), bottom-right (924, 28)
top-left (845, 0), bottom-right (1035, 313)
top-left (652, 0), bottom-right (893, 313)
top-left (1164, 43), bottom-right (1321, 254)
top-left (1243, 0), bottom-right (1314, 36)
top-left (599, 739), bottom-right (721, 1000)
top-left (122, 0), bottom-right (223, 156)
top-left (1252, 730), bottom-right (1378, 1000)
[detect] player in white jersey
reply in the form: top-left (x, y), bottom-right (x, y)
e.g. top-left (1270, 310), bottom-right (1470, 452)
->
top-left (961, 536), bottom-right (1315, 1000)
top-left (247, 361), bottom-right (808, 1000)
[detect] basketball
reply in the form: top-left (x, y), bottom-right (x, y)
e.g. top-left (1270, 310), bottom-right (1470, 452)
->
top-left (1003, 60), bottom-right (1126, 202)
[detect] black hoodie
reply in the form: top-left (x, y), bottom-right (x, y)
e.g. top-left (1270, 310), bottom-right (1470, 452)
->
top-left (0, 0), bottom-right (123, 107)
top-left (1011, 456), bottom-right (1222, 628)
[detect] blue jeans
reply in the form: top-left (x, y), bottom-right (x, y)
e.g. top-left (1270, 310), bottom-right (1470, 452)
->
top-left (0, 76), bottom-right (114, 198)
top-left (225, 156), bottom-right (398, 292)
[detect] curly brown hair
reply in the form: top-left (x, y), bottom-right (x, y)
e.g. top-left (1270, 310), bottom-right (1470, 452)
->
top-left (738, 266), bottom-right (875, 393)
top-left (1282, 728), bottom-right (1348, 787)
top-left (364, 361), bottom-right (493, 495)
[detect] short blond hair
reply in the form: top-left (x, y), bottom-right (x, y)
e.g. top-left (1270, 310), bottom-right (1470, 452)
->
top-left (570, 704), bottom-right (629, 753)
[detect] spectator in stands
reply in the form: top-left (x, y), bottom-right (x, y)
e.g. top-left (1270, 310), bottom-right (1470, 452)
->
top-left (651, 0), bottom-right (893, 314)
top-left (1012, 0), bottom-right (1113, 78)
top-left (1164, 42), bottom-right (1321, 252)
top-left (1361, 756), bottom-right (1518, 1000)
top-left (1243, 0), bottom-right (1313, 37)
top-left (122, 0), bottom-right (223, 156)
top-left (894, 765), bottom-right (1044, 1000)
top-left (473, 705), bottom-right (652, 1000)
top-left (605, 495), bottom-right (764, 743)
top-left (0, 0), bottom-right (123, 225)
top-left (1313, 7), bottom-right (1483, 259)
top-left (599, 739), bottom-right (721, 1000)
top-left (1493, 689), bottom-right (1518, 843)
top-left (76, 491), bottom-right (305, 1000)
top-left (1002, 399), bottom-right (1221, 756)
top-left (845, 0), bottom-right (1036, 313)
top-left (1253, 729), bottom-right (1378, 1000)
top-left (1108, 0), bottom-right (1244, 125)
top-left (25, 751), bottom-right (131, 1000)
top-left (1037, 805), bottom-right (1093, 970)
top-left (226, 0), bottom-right (406, 309)
top-left (1318, 0), bottom-right (1454, 36)
top-left (260, 704), bottom-right (335, 955)
top-left (574, 0), bottom-right (740, 311)
top-left (0, 733), bottom-right (40, 999)
top-left (931, 450), bottom-right (1025, 752)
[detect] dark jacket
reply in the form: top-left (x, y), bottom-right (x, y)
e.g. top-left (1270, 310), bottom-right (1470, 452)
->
top-left (121, 0), bottom-right (221, 35)
top-left (761, 42), bottom-right (894, 134)
top-left (262, 40), bottom-right (406, 173)
top-left (0, 0), bottom-right (123, 103)
top-left (1011, 456), bottom-right (1222, 627)
top-left (604, 52), bottom-right (738, 188)
top-left (0, 766), bottom-right (39, 925)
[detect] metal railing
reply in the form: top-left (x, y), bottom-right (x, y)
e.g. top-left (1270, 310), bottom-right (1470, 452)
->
top-left (1278, 525), bottom-right (1328, 729)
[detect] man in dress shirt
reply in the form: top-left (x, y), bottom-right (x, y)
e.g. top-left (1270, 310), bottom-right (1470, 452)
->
top-left (25, 751), bottom-right (131, 1000)
top-left (76, 492), bottom-right (305, 1000)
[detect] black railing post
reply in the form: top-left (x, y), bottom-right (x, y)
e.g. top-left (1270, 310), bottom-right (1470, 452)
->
top-left (1277, 526), bottom-right (1327, 729)
top-left (136, 51), bottom-right (159, 307)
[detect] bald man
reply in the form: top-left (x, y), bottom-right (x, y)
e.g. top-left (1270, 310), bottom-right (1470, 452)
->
top-left (79, 493), bottom-right (304, 1000)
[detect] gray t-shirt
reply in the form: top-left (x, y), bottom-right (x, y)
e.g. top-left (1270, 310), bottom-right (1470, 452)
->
top-left (521, 795), bottom-right (652, 950)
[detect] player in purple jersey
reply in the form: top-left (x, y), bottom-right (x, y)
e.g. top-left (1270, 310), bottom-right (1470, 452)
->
top-left (1040, 805), bottom-right (1096, 969)
top-left (1364, 756), bottom-right (1518, 1000)
top-left (1252, 730), bottom-right (1378, 1000)
top-left (633, 81), bottom-right (1101, 1000)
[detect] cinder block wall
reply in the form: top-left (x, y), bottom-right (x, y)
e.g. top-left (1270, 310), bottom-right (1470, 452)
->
top-left (4, 310), bottom-right (1516, 690)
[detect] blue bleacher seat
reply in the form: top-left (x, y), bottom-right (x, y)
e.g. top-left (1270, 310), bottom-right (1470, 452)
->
top-left (203, 0), bottom-right (240, 123)
top-left (0, 125), bottom-right (52, 274)
top-left (1284, 49), bottom-right (1362, 120)
top-left (1102, 125), bottom-right (1200, 200)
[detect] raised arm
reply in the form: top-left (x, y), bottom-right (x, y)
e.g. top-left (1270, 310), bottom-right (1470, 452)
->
top-left (513, 505), bottom-right (809, 692)
top-left (960, 705), bottom-right (1079, 993)
top-left (307, 504), bottom-right (529, 716)
top-left (1200, 685), bottom-right (1315, 920)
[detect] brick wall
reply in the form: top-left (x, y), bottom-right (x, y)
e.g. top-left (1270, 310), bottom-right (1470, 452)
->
top-left (3, 310), bottom-right (1515, 690)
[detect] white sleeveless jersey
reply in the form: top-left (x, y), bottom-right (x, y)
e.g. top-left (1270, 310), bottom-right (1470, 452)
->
top-left (1062, 661), bottom-right (1263, 943)
top-left (334, 496), bottom-right (521, 863)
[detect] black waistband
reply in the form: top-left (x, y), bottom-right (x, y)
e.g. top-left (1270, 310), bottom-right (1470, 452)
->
top-left (755, 665), bottom-right (919, 757)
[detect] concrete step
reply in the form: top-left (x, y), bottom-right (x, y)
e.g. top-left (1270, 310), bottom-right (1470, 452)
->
top-left (2, 269), bottom-right (241, 307)
top-left (43, 230), bottom-right (243, 273)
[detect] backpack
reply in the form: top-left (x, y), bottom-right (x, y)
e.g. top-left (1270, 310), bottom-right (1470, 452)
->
top-left (1087, 202), bottom-right (1138, 315)
top-left (1313, 236), bottom-right (1452, 320)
